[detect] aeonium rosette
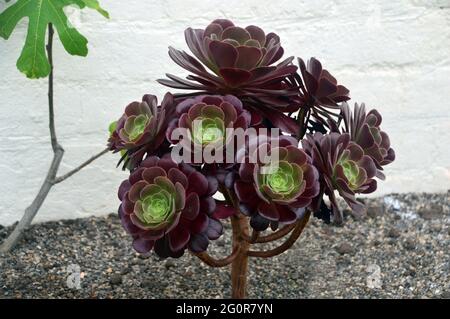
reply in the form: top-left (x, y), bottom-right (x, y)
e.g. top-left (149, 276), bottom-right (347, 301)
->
top-left (302, 132), bottom-right (377, 223)
top-left (158, 19), bottom-right (301, 134)
top-left (342, 102), bottom-right (395, 177)
top-left (161, 19), bottom-right (296, 91)
top-left (295, 57), bottom-right (350, 132)
top-left (167, 95), bottom-right (251, 165)
top-left (297, 57), bottom-right (350, 109)
top-left (234, 134), bottom-right (320, 231)
top-left (118, 156), bottom-right (222, 258)
top-left (108, 93), bottom-right (175, 169)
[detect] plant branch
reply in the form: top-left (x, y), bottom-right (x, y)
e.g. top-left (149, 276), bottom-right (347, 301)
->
top-left (0, 24), bottom-right (62, 253)
top-left (247, 211), bottom-right (311, 258)
top-left (230, 213), bottom-right (250, 298)
top-left (53, 147), bottom-right (109, 184)
top-left (0, 24), bottom-right (108, 253)
top-left (256, 223), bottom-right (297, 243)
top-left (47, 24), bottom-right (59, 152)
top-left (192, 246), bottom-right (240, 267)
top-left (240, 229), bottom-right (259, 243)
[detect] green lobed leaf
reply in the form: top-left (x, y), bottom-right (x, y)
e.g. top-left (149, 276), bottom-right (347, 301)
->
top-left (0, 0), bottom-right (109, 79)
top-left (80, 0), bottom-right (109, 18)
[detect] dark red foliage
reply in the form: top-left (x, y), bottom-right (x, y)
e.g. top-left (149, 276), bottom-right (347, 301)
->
top-left (108, 18), bottom-right (395, 258)
top-left (157, 19), bottom-right (300, 134)
top-left (118, 156), bottom-right (222, 258)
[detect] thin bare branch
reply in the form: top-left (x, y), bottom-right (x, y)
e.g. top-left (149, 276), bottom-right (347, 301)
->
top-left (53, 147), bottom-right (109, 184)
top-left (247, 211), bottom-right (311, 258)
top-left (47, 24), bottom-right (59, 152)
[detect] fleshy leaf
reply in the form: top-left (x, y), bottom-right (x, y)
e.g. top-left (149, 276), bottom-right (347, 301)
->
top-left (0, 0), bottom-right (109, 79)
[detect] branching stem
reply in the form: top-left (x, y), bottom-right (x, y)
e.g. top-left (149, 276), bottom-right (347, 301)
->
top-left (247, 211), bottom-right (311, 258)
top-left (192, 246), bottom-right (240, 267)
top-left (0, 24), bottom-right (107, 253)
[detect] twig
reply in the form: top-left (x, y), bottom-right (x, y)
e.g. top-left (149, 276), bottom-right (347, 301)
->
top-left (53, 147), bottom-right (109, 184)
top-left (0, 24), bottom-right (107, 253)
top-left (247, 211), bottom-right (311, 258)
top-left (0, 24), bottom-right (62, 253)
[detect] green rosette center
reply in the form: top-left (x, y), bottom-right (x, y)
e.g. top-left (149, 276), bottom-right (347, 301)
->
top-left (192, 117), bottom-right (224, 145)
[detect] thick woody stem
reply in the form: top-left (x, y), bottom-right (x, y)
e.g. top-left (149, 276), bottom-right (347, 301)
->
top-left (231, 214), bottom-right (250, 299)
top-left (247, 211), bottom-right (311, 258)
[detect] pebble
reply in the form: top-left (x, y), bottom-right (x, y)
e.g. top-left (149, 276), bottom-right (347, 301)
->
top-left (418, 204), bottom-right (443, 220)
top-left (335, 242), bottom-right (354, 255)
top-left (165, 260), bottom-right (176, 269)
top-left (403, 238), bottom-right (416, 251)
top-left (109, 274), bottom-right (122, 285)
top-left (367, 204), bottom-right (385, 218)
top-left (120, 267), bottom-right (131, 275)
top-left (440, 291), bottom-right (450, 299)
top-left (387, 227), bottom-right (401, 238)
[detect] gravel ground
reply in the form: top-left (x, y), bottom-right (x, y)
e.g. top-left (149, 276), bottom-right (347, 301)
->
top-left (0, 192), bottom-right (449, 299)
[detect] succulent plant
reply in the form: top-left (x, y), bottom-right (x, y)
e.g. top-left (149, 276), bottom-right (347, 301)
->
top-left (296, 57), bottom-right (350, 133)
top-left (234, 135), bottom-right (320, 231)
top-left (107, 19), bottom-right (396, 295)
top-left (341, 102), bottom-right (395, 177)
top-left (117, 156), bottom-right (222, 258)
top-left (302, 132), bottom-right (377, 223)
top-left (167, 95), bottom-right (251, 165)
top-left (108, 93), bottom-right (175, 169)
top-left (158, 19), bottom-right (300, 133)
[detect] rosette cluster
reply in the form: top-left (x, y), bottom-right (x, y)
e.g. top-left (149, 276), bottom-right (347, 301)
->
top-left (108, 93), bottom-right (175, 169)
top-left (158, 19), bottom-right (300, 133)
top-left (302, 133), bottom-right (377, 222)
top-left (167, 95), bottom-right (251, 164)
top-left (342, 102), bottom-right (395, 176)
top-left (118, 156), bottom-right (222, 258)
top-left (108, 18), bottom-right (396, 258)
top-left (161, 19), bottom-right (296, 91)
top-left (235, 135), bottom-right (319, 231)
top-left (297, 58), bottom-right (350, 109)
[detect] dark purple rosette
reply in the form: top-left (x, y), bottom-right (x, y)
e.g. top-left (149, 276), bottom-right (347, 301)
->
top-left (342, 102), bottom-right (395, 178)
top-left (302, 132), bottom-right (377, 223)
top-left (234, 135), bottom-right (320, 231)
top-left (158, 19), bottom-right (300, 133)
top-left (167, 94), bottom-right (250, 165)
top-left (118, 156), bottom-right (222, 258)
top-left (108, 93), bottom-right (175, 169)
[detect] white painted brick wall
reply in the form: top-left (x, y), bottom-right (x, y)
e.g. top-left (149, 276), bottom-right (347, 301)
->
top-left (0, 0), bottom-right (449, 225)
